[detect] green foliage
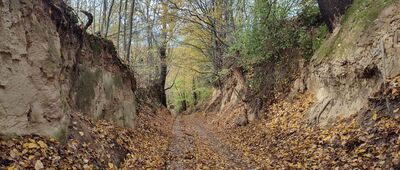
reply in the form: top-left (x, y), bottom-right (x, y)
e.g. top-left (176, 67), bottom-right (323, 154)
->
top-left (315, 0), bottom-right (396, 62)
top-left (343, 0), bottom-right (395, 30)
top-left (53, 127), bottom-right (68, 144)
top-left (89, 36), bottom-right (102, 55)
top-left (168, 76), bottom-right (212, 113)
top-left (225, 0), bottom-right (332, 92)
top-left (194, 86), bottom-right (212, 102)
top-left (297, 24), bottom-right (329, 60)
top-left (232, 0), bottom-right (327, 66)
top-left (313, 25), bottom-right (329, 51)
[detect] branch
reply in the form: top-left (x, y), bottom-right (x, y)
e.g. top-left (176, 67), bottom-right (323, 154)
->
top-left (164, 69), bottom-right (180, 91)
top-left (80, 10), bottom-right (93, 31)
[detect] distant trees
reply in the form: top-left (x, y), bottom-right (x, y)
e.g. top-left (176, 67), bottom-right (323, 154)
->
top-left (126, 0), bottom-right (135, 62)
top-left (67, 0), bottom-right (334, 110)
top-left (104, 0), bottom-right (115, 37)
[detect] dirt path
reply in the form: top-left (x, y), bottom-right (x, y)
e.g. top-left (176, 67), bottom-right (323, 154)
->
top-left (165, 117), bottom-right (196, 169)
top-left (165, 115), bottom-right (254, 169)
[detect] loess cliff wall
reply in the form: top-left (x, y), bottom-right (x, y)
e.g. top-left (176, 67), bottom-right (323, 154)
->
top-left (0, 0), bottom-right (137, 139)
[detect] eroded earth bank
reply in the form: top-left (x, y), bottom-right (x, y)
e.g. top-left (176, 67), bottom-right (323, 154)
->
top-left (0, 0), bottom-right (400, 169)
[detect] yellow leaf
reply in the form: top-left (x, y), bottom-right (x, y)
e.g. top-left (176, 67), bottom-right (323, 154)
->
top-left (372, 113), bottom-right (378, 120)
top-left (108, 163), bottom-right (114, 169)
top-left (37, 141), bottom-right (47, 148)
top-left (83, 164), bottom-right (91, 170)
top-left (9, 149), bottom-right (19, 158)
top-left (60, 74), bottom-right (66, 81)
top-left (7, 165), bottom-right (17, 170)
top-left (23, 142), bottom-right (39, 149)
top-left (355, 148), bottom-right (366, 154)
top-left (34, 160), bottom-right (44, 170)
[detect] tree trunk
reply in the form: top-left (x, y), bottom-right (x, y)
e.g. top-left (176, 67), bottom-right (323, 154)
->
top-left (100, 0), bottom-right (108, 36)
top-left (211, 0), bottom-right (224, 89)
top-left (181, 99), bottom-right (187, 112)
top-left (158, 0), bottom-right (169, 107)
top-left (192, 78), bottom-right (198, 106)
top-left (76, 0), bottom-right (81, 11)
top-left (105, 0), bottom-right (115, 38)
top-left (317, 0), bottom-right (353, 32)
top-left (117, 0), bottom-right (123, 55)
top-left (123, 0), bottom-right (129, 55)
top-left (92, 0), bottom-right (96, 34)
top-left (159, 46), bottom-right (167, 106)
top-left (126, 0), bottom-right (135, 62)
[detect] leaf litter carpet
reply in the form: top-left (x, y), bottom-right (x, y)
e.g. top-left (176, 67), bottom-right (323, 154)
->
top-left (1, 77), bottom-right (400, 169)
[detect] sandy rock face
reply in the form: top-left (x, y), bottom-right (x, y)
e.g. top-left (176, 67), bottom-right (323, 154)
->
top-left (71, 37), bottom-right (137, 128)
top-left (307, 3), bottom-right (400, 126)
top-left (0, 0), bottom-right (69, 137)
top-left (0, 0), bottom-right (137, 138)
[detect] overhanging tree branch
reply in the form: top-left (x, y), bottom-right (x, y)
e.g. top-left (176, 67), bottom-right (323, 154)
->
top-left (80, 10), bottom-right (93, 31)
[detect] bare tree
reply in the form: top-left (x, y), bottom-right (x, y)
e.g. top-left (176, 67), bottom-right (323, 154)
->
top-left (117, 0), bottom-right (124, 55)
top-left (92, 0), bottom-right (97, 34)
top-left (105, 0), bottom-right (115, 37)
top-left (123, 0), bottom-right (129, 54)
top-left (76, 0), bottom-right (81, 11)
top-left (126, 0), bottom-right (136, 62)
top-left (100, 0), bottom-right (108, 36)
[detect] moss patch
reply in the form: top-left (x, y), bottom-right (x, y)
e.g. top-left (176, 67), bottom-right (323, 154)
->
top-left (75, 69), bottom-right (102, 111)
top-left (113, 75), bottom-right (124, 88)
top-left (52, 127), bottom-right (68, 144)
top-left (314, 0), bottom-right (396, 63)
top-left (89, 36), bottom-right (102, 56)
top-left (103, 74), bottom-right (114, 99)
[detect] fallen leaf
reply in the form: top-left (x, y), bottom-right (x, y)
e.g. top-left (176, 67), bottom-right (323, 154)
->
top-left (37, 141), bottom-right (47, 148)
top-left (108, 162), bottom-right (114, 169)
top-left (9, 149), bottom-right (19, 158)
top-left (34, 160), bottom-right (44, 170)
top-left (6, 165), bottom-right (17, 170)
top-left (372, 113), bottom-right (378, 121)
top-left (23, 142), bottom-right (39, 149)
